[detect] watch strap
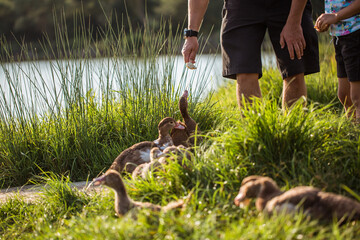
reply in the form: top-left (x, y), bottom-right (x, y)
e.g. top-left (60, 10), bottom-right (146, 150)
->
top-left (184, 28), bottom-right (198, 38)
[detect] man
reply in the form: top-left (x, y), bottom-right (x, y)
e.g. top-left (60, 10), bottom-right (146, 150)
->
top-left (182, 0), bottom-right (320, 109)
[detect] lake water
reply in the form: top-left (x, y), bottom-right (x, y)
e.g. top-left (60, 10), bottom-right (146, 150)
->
top-left (0, 54), bottom-right (276, 116)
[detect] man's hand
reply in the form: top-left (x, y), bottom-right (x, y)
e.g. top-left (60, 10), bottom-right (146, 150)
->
top-left (280, 22), bottom-right (306, 60)
top-left (182, 37), bottom-right (199, 64)
top-left (315, 13), bottom-right (338, 32)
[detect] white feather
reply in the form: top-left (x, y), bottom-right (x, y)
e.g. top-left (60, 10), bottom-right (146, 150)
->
top-left (159, 142), bottom-right (172, 150)
top-left (139, 149), bottom-right (151, 162)
top-left (274, 203), bottom-right (297, 214)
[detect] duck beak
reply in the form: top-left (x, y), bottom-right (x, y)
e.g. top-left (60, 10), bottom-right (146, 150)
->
top-left (92, 175), bottom-right (106, 186)
top-left (234, 192), bottom-right (250, 208)
top-left (174, 122), bottom-right (185, 130)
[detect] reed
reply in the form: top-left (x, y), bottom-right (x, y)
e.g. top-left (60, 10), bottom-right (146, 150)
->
top-left (0, 11), bottom-right (220, 187)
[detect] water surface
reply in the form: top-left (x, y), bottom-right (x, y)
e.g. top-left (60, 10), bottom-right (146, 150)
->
top-left (0, 54), bottom-right (276, 116)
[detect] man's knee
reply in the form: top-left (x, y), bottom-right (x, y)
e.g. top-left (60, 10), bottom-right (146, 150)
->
top-left (236, 73), bottom-right (261, 100)
top-left (284, 73), bottom-right (305, 84)
top-left (236, 73), bottom-right (259, 83)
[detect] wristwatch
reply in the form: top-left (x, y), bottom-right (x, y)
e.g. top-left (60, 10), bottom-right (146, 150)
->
top-left (184, 28), bottom-right (198, 39)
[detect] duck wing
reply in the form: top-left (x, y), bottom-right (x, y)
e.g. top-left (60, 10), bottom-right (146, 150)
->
top-left (110, 141), bottom-right (156, 173)
top-left (266, 186), bottom-right (360, 221)
top-left (133, 201), bottom-right (162, 211)
top-left (265, 186), bottom-right (321, 214)
top-left (315, 191), bottom-right (360, 221)
top-left (133, 199), bottom-right (184, 212)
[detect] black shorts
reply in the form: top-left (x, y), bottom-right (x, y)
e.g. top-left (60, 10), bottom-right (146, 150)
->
top-left (334, 29), bottom-right (360, 82)
top-left (221, 0), bottom-right (320, 79)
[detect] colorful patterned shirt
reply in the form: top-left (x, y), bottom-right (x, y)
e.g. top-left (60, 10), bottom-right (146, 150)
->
top-left (325, 0), bottom-right (360, 36)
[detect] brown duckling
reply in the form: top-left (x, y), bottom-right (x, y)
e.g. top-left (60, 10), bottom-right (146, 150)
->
top-left (171, 121), bottom-right (189, 147)
top-left (93, 170), bottom-right (185, 216)
top-left (109, 117), bottom-right (184, 173)
top-left (171, 90), bottom-right (201, 147)
top-left (158, 145), bottom-right (192, 167)
top-left (132, 145), bottom-right (193, 179)
top-left (154, 117), bottom-right (185, 150)
top-left (234, 175), bottom-right (360, 222)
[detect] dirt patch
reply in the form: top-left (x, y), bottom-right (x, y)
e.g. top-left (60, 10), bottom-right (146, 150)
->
top-left (0, 181), bottom-right (107, 203)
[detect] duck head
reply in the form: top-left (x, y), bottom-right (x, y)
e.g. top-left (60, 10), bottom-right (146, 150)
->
top-left (93, 170), bottom-right (124, 189)
top-left (182, 90), bottom-right (188, 99)
top-left (234, 176), bottom-right (280, 209)
top-left (158, 117), bottom-right (185, 133)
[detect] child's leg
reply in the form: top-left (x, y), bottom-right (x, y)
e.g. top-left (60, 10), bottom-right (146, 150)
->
top-left (350, 81), bottom-right (360, 119)
top-left (338, 77), bottom-right (354, 117)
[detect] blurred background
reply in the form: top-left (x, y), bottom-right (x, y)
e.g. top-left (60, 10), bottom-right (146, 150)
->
top-left (0, 0), bottom-right (324, 60)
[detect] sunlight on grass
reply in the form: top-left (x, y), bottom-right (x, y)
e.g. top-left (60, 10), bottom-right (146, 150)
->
top-left (1, 8), bottom-right (360, 240)
top-left (0, 11), bottom-right (221, 187)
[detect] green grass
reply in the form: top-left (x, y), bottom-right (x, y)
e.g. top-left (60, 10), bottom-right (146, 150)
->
top-left (2, 73), bottom-right (360, 239)
top-left (1, 12), bottom-right (360, 240)
top-left (0, 12), bottom-right (221, 187)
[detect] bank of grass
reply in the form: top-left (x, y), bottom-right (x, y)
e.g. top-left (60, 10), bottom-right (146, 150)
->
top-left (2, 96), bottom-right (360, 239)
top-left (2, 12), bottom-right (360, 239)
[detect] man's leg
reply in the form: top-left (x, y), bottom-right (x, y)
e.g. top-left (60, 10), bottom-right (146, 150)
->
top-left (338, 77), bottom-right (353, 117)
top-left (236, 73), bottom-right (261, 108)
top-left (282, 73), bottom-right (306, 109)
top-left (267, 6), bottom-right (318, 109)
top-left (350, 81), bottom-right (360, 119)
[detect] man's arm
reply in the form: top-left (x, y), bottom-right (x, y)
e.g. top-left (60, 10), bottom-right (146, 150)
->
top-left (182, 0), bottom-right (209, 64)
top-left (315, 0), bottom-right (360, 32)
top-left (280, 0), bottom-right (308, 60)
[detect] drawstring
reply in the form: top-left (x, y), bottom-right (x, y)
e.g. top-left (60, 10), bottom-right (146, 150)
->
top-left (330, 36), bottom-right (340, 45)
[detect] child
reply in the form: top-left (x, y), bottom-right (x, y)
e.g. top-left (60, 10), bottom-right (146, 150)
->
top-left (315, 0), bottom-right (360, 120)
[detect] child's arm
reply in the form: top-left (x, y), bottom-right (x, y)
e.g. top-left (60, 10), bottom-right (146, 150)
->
top-left (315, 0), bottom-right (360, 32)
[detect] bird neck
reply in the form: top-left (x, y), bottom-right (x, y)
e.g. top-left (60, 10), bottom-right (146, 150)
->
top-left (180, 102), bottom-right (190, 119)
top-left (113, 181), bottom-right (132, 215)
top-left (158, 129), bottom-right (171, 140)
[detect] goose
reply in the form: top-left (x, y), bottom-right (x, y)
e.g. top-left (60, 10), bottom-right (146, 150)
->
top-left (234, 175), bottom-right (360, 222)
top-left (92, 170), bottom-right (185, 216)
top-left (109, 117), bottom-right (184, 173)
top-left (171, 90), bottom-right (201, 147)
